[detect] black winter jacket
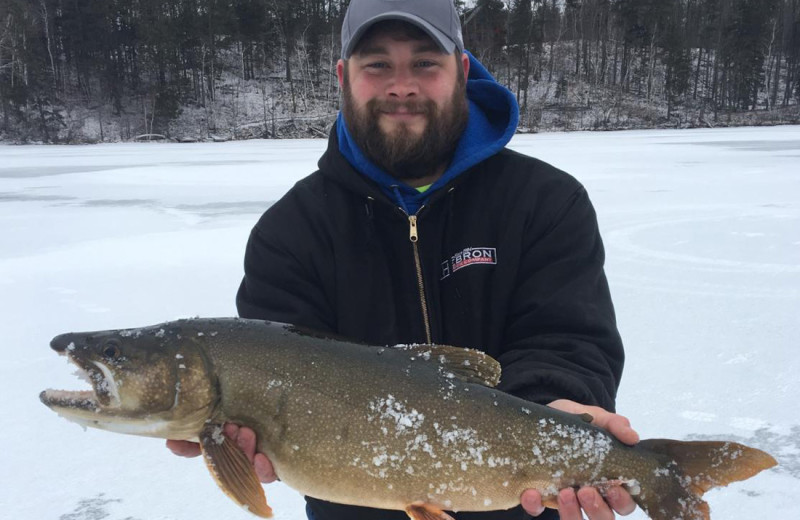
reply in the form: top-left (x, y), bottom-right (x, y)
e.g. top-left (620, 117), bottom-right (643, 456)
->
top-left (236, 131), bottom-right (624, 520)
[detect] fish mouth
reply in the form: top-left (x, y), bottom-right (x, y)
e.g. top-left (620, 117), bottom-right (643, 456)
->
top-left (39, 388), bottom-right (99, 412)
top-left (40, 345), bottom-right (120, 413)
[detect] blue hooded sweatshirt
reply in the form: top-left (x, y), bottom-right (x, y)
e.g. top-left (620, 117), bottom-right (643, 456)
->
top-left (336, 51), bottom-right (519, 215)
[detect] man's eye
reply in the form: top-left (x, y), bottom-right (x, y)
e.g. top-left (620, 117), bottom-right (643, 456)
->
top-left (366, 62), bottom-right (388, 70)
top-left (417, 60), bottom-right (437, 68)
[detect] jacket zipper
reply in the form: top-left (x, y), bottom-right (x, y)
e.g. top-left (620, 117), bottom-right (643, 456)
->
top-left (407, 214), bottom-right (433, 344)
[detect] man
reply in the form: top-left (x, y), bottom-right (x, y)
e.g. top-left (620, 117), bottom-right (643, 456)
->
top-left (169, 0), bottom-right (639, 519)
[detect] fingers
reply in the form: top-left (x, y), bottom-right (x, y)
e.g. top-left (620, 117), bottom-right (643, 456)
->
top-left (597, 414), bottom-right (640, 446)
top-left (166, 439), bottom-right (201, 457)
top-left (604, 486), bottom-right (637, 516)
top-left (521, 486), bottom-right (636, 520)
top-left (547, 399), bottom-right (640, 446)
top-left (555, 488), bottom-right (582, 520)
top-left (224, 424), bottom-right (278, 483)
top-left (557, 488), bottom-right (615, 520)
top-left (576, 487), bottom-right (615, 520)
top-left (254, 452), bottom-right (279, 483)
top-left (224, 423), bottom-right (257, 462)
top-left (519, 489), bottom-right (546, 517)
top-left (166, 425), bottom-right (259, 460)
top-left (167, 425), bottom-right (279, 484)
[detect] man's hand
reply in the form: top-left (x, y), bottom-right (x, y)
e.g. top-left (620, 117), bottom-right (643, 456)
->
top-left (166, 424), bottom-right (278, 483)
top-left (520, 399), bottom-right (640, 519)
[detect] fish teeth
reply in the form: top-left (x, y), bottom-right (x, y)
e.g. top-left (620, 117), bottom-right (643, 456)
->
top-left (72, 367), bottom-right (93, 385)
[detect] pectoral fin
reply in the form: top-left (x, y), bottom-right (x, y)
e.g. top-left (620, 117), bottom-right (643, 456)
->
top-left (200, 424), bottom-right (272, 518)
top-left (405, 502), bottom-right (455, 520)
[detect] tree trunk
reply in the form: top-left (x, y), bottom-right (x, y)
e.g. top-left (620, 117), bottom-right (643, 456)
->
top-left (37, 97), bottom-right (50, 142)
top-left (612, 37), bottom-right (619, 87)
top-left (286, 45), bottom-right (296, 113)
top-left (785, 57), bottom-right (797, 106)
top-left (600, 27), bottom-right (607, 85)
top-left (693, 47), bottom-right (702, 100)
top-left (621, 41), bottom-right (629, 93)
top-left (39, 0), bottom-right (58, 94)
top-left (647, 24), bottom-right (658, 102)
top-left (771, 47), bottom-right (782, 109)
top-left (764, 20), bottom-right (777, 110)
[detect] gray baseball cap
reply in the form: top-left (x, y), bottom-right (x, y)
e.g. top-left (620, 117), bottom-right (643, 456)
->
top-left (341, 0), bottom-right (464, 59)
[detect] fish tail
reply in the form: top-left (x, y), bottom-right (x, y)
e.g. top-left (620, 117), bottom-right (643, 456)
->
top-left (633, 439), bottom-right (776, 520)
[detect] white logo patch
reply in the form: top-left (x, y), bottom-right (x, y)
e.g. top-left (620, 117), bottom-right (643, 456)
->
top-left (441, 247), bottom-right (497, 279)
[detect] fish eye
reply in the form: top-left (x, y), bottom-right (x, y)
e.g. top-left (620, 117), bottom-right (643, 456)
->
top-left (102, 341), bottom-right (121, 359)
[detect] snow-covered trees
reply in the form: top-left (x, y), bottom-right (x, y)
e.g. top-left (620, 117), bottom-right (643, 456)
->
top-left (0, 0), bottom-right (798, 142)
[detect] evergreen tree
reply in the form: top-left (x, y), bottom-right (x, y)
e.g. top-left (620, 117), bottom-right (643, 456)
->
top-left (662, 0), bottom-right (692, 117)
top-left (463, 0), bottom-right (507, 72)
top-left (508, 0), bottom-right (539, 117)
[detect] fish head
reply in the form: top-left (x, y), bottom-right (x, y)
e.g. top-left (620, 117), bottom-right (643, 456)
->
top-left (40, 324), bottom-right (216, 440)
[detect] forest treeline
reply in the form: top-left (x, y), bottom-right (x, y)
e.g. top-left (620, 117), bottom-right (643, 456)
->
top-left (1, 0), bottom-right (799, 142)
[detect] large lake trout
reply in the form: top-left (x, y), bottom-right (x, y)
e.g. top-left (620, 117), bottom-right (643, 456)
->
top-left (40, 318), bottom-right (776, 520)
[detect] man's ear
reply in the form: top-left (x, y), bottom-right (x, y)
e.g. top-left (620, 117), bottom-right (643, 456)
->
top-left (461, 53), bottom-right (470, 81)
top-left (337, 59), bottom-right (345, 88)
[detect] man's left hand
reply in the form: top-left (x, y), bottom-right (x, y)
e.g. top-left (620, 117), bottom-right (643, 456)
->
top-left (520, 399), bottom-right (640, 519)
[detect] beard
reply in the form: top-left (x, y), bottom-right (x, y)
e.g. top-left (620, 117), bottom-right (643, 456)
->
top-left (342, 75), bottom-right (469, 182)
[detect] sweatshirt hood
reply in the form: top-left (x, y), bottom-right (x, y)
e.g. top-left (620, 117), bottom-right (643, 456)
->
top-left (335, 51), bottom-right (519, 214)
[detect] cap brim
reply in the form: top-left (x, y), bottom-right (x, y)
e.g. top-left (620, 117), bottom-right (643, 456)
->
top-left (343, 12), bottom-right (457, 59)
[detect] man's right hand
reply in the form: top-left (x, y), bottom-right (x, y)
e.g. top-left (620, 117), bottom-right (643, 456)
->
top-left (166, 424), bottom-right (279, 483)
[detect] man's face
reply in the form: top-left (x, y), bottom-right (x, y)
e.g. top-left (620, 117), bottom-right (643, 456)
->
top-left (338, 29), bottom-right (470, 182)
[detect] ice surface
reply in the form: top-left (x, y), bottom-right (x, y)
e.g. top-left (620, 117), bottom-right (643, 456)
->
top-left (1, 127), bottom-right (798, 518)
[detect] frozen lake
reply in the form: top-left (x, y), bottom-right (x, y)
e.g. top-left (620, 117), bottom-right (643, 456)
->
top-left (1, 126), bottom-right (798, 519)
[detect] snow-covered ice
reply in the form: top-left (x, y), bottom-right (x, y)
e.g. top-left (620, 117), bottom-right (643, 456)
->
top-left (1, 126), bottom-right (798, 519)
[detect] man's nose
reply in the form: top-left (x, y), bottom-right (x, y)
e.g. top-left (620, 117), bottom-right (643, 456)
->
top-left (386, 68), bottom-right (419, 98)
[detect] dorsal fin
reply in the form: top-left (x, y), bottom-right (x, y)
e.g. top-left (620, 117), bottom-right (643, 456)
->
top-left (393, 344), bottom-right (501, 387)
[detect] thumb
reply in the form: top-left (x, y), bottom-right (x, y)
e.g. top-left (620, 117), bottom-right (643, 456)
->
top-left (594, 412), bottom-right (640, 446)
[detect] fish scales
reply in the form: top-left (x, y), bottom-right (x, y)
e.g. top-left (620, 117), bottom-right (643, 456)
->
top-left (41, 318), bottom-right (777, 520)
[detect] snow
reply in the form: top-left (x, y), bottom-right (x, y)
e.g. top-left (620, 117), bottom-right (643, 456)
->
top-left (368, 394), bottom-right (426, 433)
top-left (1, 125), bottom-right (798, 519)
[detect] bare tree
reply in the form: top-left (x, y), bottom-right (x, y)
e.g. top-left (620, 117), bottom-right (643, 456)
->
top-left (37, 0), bottom-right (57, 93)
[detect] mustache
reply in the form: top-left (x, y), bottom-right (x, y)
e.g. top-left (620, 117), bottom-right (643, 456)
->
top-left (368, 99), bottom-right (434, 115)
